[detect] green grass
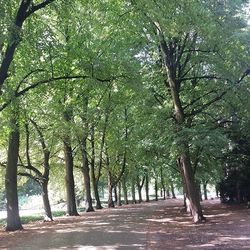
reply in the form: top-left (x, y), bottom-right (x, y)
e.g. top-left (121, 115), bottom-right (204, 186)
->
top-left (0, 210), bottom-right (67, 227)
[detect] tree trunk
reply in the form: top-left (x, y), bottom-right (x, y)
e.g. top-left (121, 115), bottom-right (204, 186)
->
top-left (90, 125), bottom-right (102, 209)
top-left (203, 181), bottom-right (208, 200)
top-left (5, 116), bottom-right (23, 231)
top-left (180, 153), bottom-right (205, 223)
top-left (162, 189), bottom-right (166, 200)
top-left (114, 186), bottom-right (118, 203)
top-left (30, 119), bottom-right (53, 221)
top-left (170, 181), bottom-right (176, 199)
top-left (136, 176), bottom-right (144, 203)
top-left (198, 181), bottom-right (203, 201)
top-left (42, 150), bottom-right (53, 221)
top-left (107, 171), bottom-right (114, 208)
top-left (160, 166), bottom-right (166, 200)
top-left (117, 181), bottom-right (122, 206)
top-left (82, 162), bottom-right (94, 212)
top-left (166, 188), bottom-right (170, 198)
top-left (64, 139), bottom-right (79, 216)
top-left (155, 178), bottom-right (158, 201)
top-left (131, 179), bottom-right (136, 204)
top-left (63, 106), bottom-right (79, 216)
top-left (92, 180), bottom-right (102, 209)
top-left (145, 172), bottom-right (150, 202)
top-left (122, 176), bottom-right (128, 205)
top-left (41, 181), bottom-right (53, 221)
top-left (81, 140), bottom-right (94, 212)
top-left (215, 185), bottom-right (219, 198)
top-left (138, 186), bottom-right (142, 203)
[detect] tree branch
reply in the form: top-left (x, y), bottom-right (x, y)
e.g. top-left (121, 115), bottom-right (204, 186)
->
top-left (183, 89), bottom-right (217, 110)
top-left (18, 163), bottom-right (43, 178)
top-left (187, 91), bottom-right (227, 117)
top-left (180, 75), bottom-right (218, 82)
top-left (0, 75), bottom-right (88, 111)
top-left (25, 0), bottom-right (55, 18)
top-left (18, 172), bottom-right (41, 183)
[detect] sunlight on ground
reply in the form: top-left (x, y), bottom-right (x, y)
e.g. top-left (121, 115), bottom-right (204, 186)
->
top-left (56, 228), bottom-right (88, 233)
top-left (188, 236), bottom-right (250, 248)
top-left (81, 222), bottom-right (110, 226)
top-left (205, 212), bottom-right (232, 218)
top-left (147, 218), bottom-right (174, 222)
top-left (146, 218), bottom-right (190, 225)
top-left (49, 243), bottom-right (145, 249)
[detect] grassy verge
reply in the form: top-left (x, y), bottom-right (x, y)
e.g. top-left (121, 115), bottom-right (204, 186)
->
top-left (0, 210), bottom-right (66, 227)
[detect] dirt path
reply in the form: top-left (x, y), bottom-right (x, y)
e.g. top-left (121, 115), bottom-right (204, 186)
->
top-left (0, 199), bottom-right (250, 250)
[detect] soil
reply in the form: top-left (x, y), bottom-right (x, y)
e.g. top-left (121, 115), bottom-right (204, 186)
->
top-left (0, 199), bottom-right (249, 250)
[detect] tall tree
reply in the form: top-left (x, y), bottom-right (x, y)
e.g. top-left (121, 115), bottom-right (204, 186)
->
top-left (5, 108), bottom-right (23, 231)
top-left (132, 0), bottom-right (249, 222)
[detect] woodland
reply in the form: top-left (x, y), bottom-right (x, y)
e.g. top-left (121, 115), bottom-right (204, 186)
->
top-left (0, 0), bottom-right (249, 234)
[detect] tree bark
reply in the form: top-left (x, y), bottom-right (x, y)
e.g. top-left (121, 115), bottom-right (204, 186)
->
top-left (131, 178), bottom-right (136, 204)
top-left (114, 186), bottom-right (118, 203)
top-left (5, 115), bottom-right (23, 231)
top-left (30, 119), bottom-right (53, 221)
top-left (160, 166), bottom-right (166, 200)
top-left (80, 96), bottom-right (94, 212)
top-left (136, 175), bottom-right (145, 203)
top-left (63, 139), bottom-right (79, 216)
top-left (107, 171), bottom-right (114, 208)
top-left (198, 181), bottom-right (203, 201)
top-left (41, 149), bottom-right (53, 221)
top-left (137, 186), bottom-right (143, 203)
top-left (41, 181), bottom-right (53, 221)
top-left (145, 172), bottom-right (150, 202)
top-left (155, 177), bottom-right (158, 201)
top-left (203, 181), bottom-right (208, 200)
top-left (81, 144), bottom-right (94, 212)
top-left (122, 176), bottom-right (128, 204)
top-left (170, 181), bottom-right (176, 199)
top-left (90, 125), bottom-right (102, 209)
top-left (179, 152), bottom-right (205, 222)
top-left (63, 105), bottom-right (79, 216)
top-left (166, 188), bottom-right (170, 198)
top-left (117, 181), bottom-right (122, 206)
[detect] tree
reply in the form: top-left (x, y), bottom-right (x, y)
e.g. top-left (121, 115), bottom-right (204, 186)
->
top-left (131, 0), bottom-right (249, 222)
top-left (0, 0), bottom-right (55, 231)
top-left (5, 108), bottom-right (23, 231)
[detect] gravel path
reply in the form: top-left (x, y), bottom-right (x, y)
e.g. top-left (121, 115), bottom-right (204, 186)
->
top-left (0, 199), bottom-right (250, 250)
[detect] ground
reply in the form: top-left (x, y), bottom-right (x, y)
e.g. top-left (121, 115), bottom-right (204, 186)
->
top-left (0, 199), bottom-right (250, 250)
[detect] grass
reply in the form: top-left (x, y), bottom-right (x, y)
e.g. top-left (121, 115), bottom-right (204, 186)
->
top-left (0, 210), bottom-right (66, 227)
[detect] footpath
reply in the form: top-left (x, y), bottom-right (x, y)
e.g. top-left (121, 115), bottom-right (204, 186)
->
top-left (0, 199), bottom-right (250, 249)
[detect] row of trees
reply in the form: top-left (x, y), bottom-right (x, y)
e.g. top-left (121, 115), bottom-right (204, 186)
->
top-left (0, 0), bottom-right (249, 231)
